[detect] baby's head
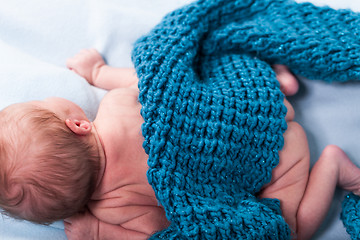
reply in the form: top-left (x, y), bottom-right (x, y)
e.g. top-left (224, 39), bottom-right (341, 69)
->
top-left (0, 98), bottom-right (100, 224)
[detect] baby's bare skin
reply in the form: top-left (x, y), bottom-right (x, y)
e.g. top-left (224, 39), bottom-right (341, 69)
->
top-left (64, 49), bottom-right (360, 240)
top-left (260, 66), bottom-right (360, 239)
top-left (64, 50), bottom-right (169, 239)
top-left (89, 88), bottom-right (169, 237)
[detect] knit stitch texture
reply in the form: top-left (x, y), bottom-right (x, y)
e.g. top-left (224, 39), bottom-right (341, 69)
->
top-left (342, 194), bottom-right (360, 240)
top-left (132, 0), bottom-right (360, 239)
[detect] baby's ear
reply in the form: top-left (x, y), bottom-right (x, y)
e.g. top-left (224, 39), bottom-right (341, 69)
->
top-left (65, 119), bottom-right (92, 136)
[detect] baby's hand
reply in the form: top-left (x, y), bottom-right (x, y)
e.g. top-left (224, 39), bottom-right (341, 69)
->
top-left (67, 49), bottom-right (105, 85)
top-left (64, 210), bottom-right (99, 240)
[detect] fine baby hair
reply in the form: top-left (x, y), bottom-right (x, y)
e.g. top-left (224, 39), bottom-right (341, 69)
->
top-left (0, 103), bottom-right (99, 224)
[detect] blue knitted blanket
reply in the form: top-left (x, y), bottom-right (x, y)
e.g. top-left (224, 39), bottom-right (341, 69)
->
top-left (132, 0), bottom-right (360, 239)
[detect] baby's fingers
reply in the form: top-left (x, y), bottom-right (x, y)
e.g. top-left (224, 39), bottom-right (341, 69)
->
top-left (66, 57), bottom-right (78, 71)
top-left (65, 49), bottom-right (105, 83)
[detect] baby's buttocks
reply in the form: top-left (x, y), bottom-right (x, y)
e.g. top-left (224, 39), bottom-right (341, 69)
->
top-left (258, 121), bottom-right (310, 231)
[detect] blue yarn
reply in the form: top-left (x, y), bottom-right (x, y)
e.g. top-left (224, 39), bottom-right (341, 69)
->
top-left (342, 194), bottom-right (360, 240)
top-left (132, 0), bottom-right (360, 238)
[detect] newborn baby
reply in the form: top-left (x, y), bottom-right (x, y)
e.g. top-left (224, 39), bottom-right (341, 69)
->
top-left (0, 49), bottom-right (359, 240)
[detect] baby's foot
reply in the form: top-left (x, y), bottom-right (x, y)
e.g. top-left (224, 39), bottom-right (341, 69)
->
top-left (273, 64), bottom-right (299, 96)
top-left (329, 145), bottom-right (360, 195)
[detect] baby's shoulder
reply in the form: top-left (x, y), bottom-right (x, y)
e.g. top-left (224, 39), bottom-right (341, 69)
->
top-left (99, 88), bottom-right (140, 112)
top-left (96, 87), bottom-right (142, 123)
top-left (103, 88), bottom-right (139, 105)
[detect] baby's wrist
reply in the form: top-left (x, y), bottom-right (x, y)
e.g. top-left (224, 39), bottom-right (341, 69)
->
top-left (90, 63), bottom-right (105, 86)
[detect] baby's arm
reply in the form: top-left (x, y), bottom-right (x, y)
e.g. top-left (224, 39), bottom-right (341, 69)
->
top-left (66, 49), bottom-right (138, 90)
top-left (67, 49), bottom-right (297, 93)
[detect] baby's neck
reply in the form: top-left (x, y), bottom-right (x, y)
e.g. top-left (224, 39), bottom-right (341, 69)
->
top-left (90, 122), bottom-right (106, 191)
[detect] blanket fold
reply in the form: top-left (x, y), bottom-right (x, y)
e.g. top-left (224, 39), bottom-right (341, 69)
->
top-left (132, 0), bottom-right (360, 238)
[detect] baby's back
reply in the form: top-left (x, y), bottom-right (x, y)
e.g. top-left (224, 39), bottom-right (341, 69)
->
top-left (89, 88), bottom-right (169, 237)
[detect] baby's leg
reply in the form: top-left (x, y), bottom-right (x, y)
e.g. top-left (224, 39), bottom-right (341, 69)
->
top-left (297, 145), bottom-right (360, 240)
